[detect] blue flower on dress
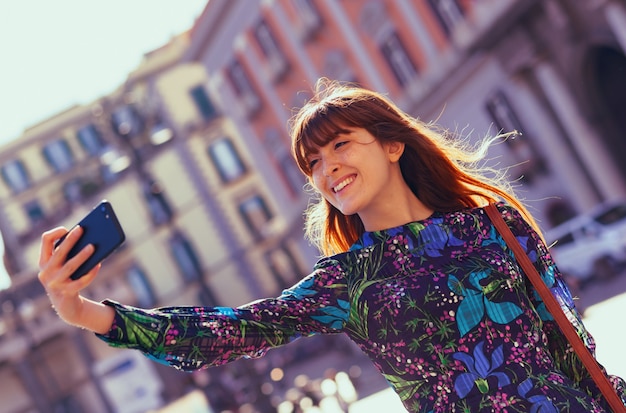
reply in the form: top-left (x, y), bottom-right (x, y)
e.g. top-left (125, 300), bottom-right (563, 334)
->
top-left (482, 225), bottom-right (507, 250)
top-left (532, 265), bottom-right (558, 321)
top-left (418, 218), bottom-right (464, 257)
top-left (449, 271), bottom-right (523, 336)
top-left (281, 277), bottom-right (318, 300)
top-left (518, 377), bottom-right (558, 413)
top-left (453, 341), bottom-right (510, 398)
top-left (311, 299), bottom-right (350, 329)
top-left (351, 232), bottom-right (375, 250)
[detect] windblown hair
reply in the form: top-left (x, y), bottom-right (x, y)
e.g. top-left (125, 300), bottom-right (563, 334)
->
top-left (290, 79), bottom-right (540, 256)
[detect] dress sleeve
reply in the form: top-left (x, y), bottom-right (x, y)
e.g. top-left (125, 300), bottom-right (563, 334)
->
top-left (95, 258), bottom-right (349, 372)
top-left (498, 203), bottom-right (626, 403)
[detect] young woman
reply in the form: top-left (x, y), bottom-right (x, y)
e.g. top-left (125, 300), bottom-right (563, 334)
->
top-left (39, 79), bottom-right (626, 412)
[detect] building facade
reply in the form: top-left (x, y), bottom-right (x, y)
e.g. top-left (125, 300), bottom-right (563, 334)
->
top-left (1, 0), bottom-right (626, 412)
top-left (186, 0), bottom-right (626, 228)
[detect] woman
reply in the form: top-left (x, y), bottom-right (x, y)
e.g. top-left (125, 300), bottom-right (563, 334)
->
top-left (39, 79), bottom-right (626, 412)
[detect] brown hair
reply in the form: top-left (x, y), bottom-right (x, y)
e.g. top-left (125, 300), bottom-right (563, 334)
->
top-left (290, 79), bottom-right (539, 256)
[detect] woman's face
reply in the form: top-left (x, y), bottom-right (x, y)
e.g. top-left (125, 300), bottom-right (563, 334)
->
top-left (307, 127), bottom-right (405, 223)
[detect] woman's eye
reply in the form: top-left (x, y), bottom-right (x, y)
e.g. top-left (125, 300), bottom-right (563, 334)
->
top-left (335, 141), bottom-right (348, 149)
top-left (308, 159), bottom-right (319, 169)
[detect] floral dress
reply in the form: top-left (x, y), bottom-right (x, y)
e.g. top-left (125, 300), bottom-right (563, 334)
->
top-left (97, 203), bottom-right (626, 412)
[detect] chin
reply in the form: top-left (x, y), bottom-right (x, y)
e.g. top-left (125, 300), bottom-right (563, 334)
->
top-left (336, 206), bottom-right (359, 217)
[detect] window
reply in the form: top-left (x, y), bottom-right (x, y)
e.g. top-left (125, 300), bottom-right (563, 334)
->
top-left (428, 0), bottom-right (464, 36)
top-left (486, 91), bottom-right (522, 133)
top-left (43, 139), bottom-right (74, 172)
top-left (264, 127), bottom-right (305, 195)
top-left (1, 159), bottom-right (30, 193)
top-left (227, 60), bottom-right (261, 117)
top-left (380, 32), bottom-right (419, 87)
top-left (62, 176), bottom-right (101, 202)
top-left (281, 157), bottom-right (306, 195)
top-left (190, 85), bottom-right (218, 121)
top-left (485, 90), bottom-right (546, 183)
top-left (144, 181), bottom-right (172, 225)
top-left (254, 21), bottom-right (289, 81)
top-left (77, 124), bottom-right (106, 156)
top-left (239, 194), bottom-right (273, 239)
top-left (208, 137), bottom-right (247, 183)
top-left (294, 0), bottom-right (323, 38)
top-left (595, 204), bottom-right (626, 226)
top-left (265, 243), bottom-right (302, 289)
top-left (63, 178), bottom-right (83, 202)
top-left (111, 105), bottom-right (143, 137)
top-left (170, 232), bottom-right (203, 282)
top-left (150, 119), bottom-right (174, 145)
top-left (126, 265), bottom-right (156, 308)
top-left (323, 49), bottom-right (355, 83)
top-left (99, 148), bottom-right (131, 182)
top-left (254, 21), bottom-right (282, 59)
top-left (24, 200), bottom-right (45, 225)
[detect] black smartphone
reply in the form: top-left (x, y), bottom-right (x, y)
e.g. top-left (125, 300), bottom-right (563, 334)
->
top-left (55, 200), bottom-right (126, 280)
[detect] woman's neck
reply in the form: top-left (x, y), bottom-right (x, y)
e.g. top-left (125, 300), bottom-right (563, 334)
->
top-left (360, 187), bottom-right (433, 232)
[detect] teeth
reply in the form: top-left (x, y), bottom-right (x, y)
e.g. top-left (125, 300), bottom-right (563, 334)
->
top-left (333, 177), bottom-right (354, 193)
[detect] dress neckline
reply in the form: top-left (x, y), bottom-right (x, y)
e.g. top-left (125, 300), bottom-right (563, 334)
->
top-left (351, 210), bottom-right (443, 250)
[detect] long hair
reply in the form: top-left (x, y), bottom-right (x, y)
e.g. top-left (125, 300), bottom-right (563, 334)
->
top-left (290, 79), bottom-right (540, 256)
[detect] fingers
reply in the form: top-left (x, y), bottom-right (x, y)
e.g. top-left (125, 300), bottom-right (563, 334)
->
top-left (74, 263), bottom-right (101, 288)
top-left (39, 226), bottom-right (71, 268)
top-left (38, 225), bottom-right (95, 286)
top-left (42, 225), bottom-right (88, 267)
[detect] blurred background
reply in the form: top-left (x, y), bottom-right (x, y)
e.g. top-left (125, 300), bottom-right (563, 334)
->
top-left (1, 0), bottom-right (626, 412)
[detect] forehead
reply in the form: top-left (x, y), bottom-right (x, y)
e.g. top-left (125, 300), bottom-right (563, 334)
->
top-left (308, 129), bottom-right (354, 153)
top-left (299, 116), bottom-right (353, 155)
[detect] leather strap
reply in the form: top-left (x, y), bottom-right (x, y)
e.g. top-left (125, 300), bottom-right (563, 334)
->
top-left (485, 203), bottom-right (625, 412)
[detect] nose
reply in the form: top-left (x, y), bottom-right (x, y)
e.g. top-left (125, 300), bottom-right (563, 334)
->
top-left (321, 153), bottom-right (339, 176)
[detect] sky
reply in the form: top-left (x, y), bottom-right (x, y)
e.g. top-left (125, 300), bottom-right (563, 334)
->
top-left (0, 0), bottom-right (208, 289)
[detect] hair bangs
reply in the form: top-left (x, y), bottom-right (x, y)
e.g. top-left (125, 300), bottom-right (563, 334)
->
top-left (293, 105), bottom-right (355, 175)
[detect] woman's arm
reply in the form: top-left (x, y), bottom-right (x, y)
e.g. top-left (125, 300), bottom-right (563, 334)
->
top-left (38, 226), bottom-right (115, 334)
top-left (97, 258), bottom-right (350, 372)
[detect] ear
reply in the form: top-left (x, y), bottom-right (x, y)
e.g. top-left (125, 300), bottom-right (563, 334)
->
top-left (386, 141), bottom-right (405, 163)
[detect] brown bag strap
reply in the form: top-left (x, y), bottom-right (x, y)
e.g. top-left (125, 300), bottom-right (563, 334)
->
top-left (485, 203), bottom-right (626, 412)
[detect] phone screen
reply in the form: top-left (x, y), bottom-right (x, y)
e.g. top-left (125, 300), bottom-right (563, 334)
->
top-left (56, 200), bottom-right (126, 280)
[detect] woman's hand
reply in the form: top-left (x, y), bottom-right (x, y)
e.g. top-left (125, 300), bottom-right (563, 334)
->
top-left (38, 226), bottom-right (114, 333)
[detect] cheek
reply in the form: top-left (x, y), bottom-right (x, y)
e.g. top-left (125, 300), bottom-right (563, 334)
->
top-left (310, 173), bottom-right (323, 192)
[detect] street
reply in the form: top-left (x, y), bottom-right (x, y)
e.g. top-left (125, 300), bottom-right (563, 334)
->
top-left (577, 274), bottom-right (626, 380)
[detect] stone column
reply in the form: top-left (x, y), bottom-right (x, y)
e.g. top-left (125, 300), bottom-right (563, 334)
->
top-left (605, 1), bottom-right (626, 54)
top-left (533, 60), bottom-right (626, 201)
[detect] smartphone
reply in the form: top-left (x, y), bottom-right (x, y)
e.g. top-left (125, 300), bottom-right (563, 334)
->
top-left (55, 200), bottom-right (126, 280)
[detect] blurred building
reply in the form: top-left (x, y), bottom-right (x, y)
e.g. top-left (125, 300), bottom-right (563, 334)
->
top-left (1, 0), bottom-right (626, 412)
top-left (184, 0), bottom-right (626, 228)
top-left (0, 28), bottom-right (315, 413)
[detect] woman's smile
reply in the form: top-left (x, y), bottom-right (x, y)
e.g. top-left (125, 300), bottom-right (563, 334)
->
top-left (332, 175), bottom-right (356, 193)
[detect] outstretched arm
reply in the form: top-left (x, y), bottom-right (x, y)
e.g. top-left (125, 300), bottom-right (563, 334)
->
top-left (97, 258), bottom-right (350, 371)
top-left (38, 226), bottom-right (115, 334)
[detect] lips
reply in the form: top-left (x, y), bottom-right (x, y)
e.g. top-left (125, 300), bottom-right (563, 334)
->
top-left (333, 175), bottom-right (355, 193)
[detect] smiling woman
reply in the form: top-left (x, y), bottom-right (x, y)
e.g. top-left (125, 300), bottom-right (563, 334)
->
top-left (305, 127), bottom-right (421, 230)
top-left (0, 0), bottom-right (207, 144)
top-left (37, 78), bottom-right (626, 412)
